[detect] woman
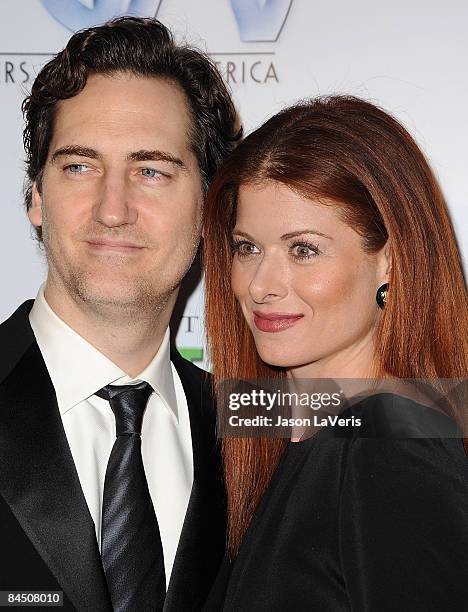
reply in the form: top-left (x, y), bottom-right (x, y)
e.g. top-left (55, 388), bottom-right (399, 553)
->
top-left (202, 96), bottom-right (468, 610)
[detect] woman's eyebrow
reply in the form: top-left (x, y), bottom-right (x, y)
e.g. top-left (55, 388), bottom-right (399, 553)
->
top-left (232, 230), bottom-right (255, 240)
top-left (280, 229), bottom-right (332, 240)
top-left (232, 229), bottom-right (332, 240)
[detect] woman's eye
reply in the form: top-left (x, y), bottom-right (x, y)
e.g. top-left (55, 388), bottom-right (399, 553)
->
top-left (65, 163), bottom-right (89, 174)
top-left (290, 242), bottom-right (320, 260)
top-left (141, 168), bottom-right (162, 178)
top-left (232, 240), bottom-right (260, 258)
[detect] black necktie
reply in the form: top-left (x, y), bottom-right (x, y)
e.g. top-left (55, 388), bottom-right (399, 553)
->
top-left (96, 382), bottom-right (166, 612)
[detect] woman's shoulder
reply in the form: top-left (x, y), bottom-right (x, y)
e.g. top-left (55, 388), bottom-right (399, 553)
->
top-left (284, 391), bottom-right (467, 496)
top-left (347, 391), bottom-right (463, 439)
top-left (336, 395), bottom-right (468, 610)
top-left (340, 392), bottom-right (466, 474)
top-left (336, 393), bottom-right (468, 508)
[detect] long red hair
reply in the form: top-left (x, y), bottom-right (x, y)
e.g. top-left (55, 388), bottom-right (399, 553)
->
top-left (203, 96), bottom-right (468, 555)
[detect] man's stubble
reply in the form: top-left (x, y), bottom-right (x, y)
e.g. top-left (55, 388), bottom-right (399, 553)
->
top-left (40, 202), bottom-right (202, 321)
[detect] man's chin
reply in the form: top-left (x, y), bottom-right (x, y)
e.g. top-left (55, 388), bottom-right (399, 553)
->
top-left (69, 277), bottom-right (154, 310)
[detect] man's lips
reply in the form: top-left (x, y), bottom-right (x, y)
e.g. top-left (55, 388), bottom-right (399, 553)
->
top-left (85, 239), bottom-right (145, 252)
top-left (252, 311), bottom-right (304, 333)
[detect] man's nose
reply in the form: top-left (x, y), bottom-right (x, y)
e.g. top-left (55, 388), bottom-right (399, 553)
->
top-left (92, 171), bottom-right (137, 227)
top-left (248, 254), bottom-right (288, 304)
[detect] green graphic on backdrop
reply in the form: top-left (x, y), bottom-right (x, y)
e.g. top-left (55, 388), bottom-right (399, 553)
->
top-left (178, 347), bottom-right (204, 363)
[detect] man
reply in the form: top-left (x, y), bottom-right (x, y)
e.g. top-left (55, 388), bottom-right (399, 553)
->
top-left (0, 17), bottom-right (239, 612)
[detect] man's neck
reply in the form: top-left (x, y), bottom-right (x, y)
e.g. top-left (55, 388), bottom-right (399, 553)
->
top-left (43, 283), bottom-right (175, 378)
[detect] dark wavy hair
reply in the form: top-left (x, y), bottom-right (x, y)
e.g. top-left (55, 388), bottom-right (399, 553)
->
top-left (22, 16), bottom-right (241, 239)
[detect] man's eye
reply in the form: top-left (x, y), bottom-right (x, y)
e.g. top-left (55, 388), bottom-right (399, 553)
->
top-left (65, 163), bottom-right (89, 174)
top-left (141, 168), bottom-right (163, 178)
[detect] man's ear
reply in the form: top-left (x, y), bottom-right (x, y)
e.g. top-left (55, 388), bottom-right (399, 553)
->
top-left (29, 182), bottom-right (43, 227)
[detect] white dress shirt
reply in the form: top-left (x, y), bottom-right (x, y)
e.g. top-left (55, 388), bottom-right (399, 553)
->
top-left (29, 286), bottom-right (193, 588)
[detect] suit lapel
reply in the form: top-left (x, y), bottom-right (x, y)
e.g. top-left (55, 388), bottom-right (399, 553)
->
top-left (0, 326), bottom-right (112, 612)
top-left (0, 303), bottom-right (225, 610)
top-left (164, 351), bottom-right (226, 611)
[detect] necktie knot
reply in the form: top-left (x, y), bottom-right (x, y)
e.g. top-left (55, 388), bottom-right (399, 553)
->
top-left (96, 381), bottom-right (153, 436)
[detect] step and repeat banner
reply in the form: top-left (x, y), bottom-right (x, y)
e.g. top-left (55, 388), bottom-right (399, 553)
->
top-left (1, 0), bottom-right (467, 368)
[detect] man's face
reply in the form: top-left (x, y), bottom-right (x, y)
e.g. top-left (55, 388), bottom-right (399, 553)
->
top-left (29, 73), bottom-right (203, 315)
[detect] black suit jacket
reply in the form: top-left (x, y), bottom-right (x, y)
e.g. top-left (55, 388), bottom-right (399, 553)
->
top-left (0, 301), bottom-right (226, 612)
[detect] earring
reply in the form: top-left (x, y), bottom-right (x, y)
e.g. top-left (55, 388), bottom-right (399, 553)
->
top-left (376, 284), bottom-right (388, 309)
top-left (376, 284), bottom-right (389, 309)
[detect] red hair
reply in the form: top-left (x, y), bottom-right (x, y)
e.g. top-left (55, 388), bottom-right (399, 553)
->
top-left (203, 96), bottom-right (468, 555)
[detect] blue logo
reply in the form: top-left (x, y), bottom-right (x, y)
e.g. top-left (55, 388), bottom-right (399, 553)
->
top-left (40, 0), bottom-right (162, 32)
top-left (230, 0), bottom-right (293, 42)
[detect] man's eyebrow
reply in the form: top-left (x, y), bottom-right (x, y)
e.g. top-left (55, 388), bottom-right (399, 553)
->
top-left (127, 150), bottom-right (187, 170)
top-left (49, 146), bottom-right (187, 171)
top-left (50, 145), bottom-right (102, 163)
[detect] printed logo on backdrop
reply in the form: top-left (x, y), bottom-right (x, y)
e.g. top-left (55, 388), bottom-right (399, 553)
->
top-left (212, 0), bottom-right (293, 85)
top-left (1, 0), bottom-right (292, 87)
top-left (230, 0), bottom-right (292, 42)
top-left (39, 0), bottom-right (293, 85)
top-left (40, 0), bottom-right (291, 42)
top-left (39, 0), bottom-right (162, 32)
top-left (0, 0), bottom-right (160, 85)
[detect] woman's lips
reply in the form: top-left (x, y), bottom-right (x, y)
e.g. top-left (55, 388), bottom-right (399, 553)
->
top-left (253, 311), bottom-right (304, 333)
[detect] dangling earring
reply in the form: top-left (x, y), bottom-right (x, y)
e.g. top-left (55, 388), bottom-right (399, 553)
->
top-left (376, 283), bottom-right (388, 309)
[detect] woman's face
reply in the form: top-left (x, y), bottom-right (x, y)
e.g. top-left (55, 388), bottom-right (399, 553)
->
top-left (231, 181), bottom-right (391, 377)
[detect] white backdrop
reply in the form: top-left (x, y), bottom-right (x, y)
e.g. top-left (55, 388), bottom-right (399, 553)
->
top-left (1, 0), bottom-right (467, 367)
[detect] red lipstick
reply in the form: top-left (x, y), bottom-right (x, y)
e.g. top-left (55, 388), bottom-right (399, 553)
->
top-left (253, 311), bottom-right (304, 333)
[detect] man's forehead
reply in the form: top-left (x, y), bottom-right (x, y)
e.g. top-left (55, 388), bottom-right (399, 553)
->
top-left (49, 73), bottom-right (194, 160)
top-left (54, 73), bottom-right (190, 129)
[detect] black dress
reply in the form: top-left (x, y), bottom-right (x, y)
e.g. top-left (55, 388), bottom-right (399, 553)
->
top-left (204, 393), bottom-right (468, 611)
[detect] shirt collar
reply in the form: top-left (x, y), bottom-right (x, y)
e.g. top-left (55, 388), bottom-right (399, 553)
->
top-left (29, 285), bottom-right (178, 421)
